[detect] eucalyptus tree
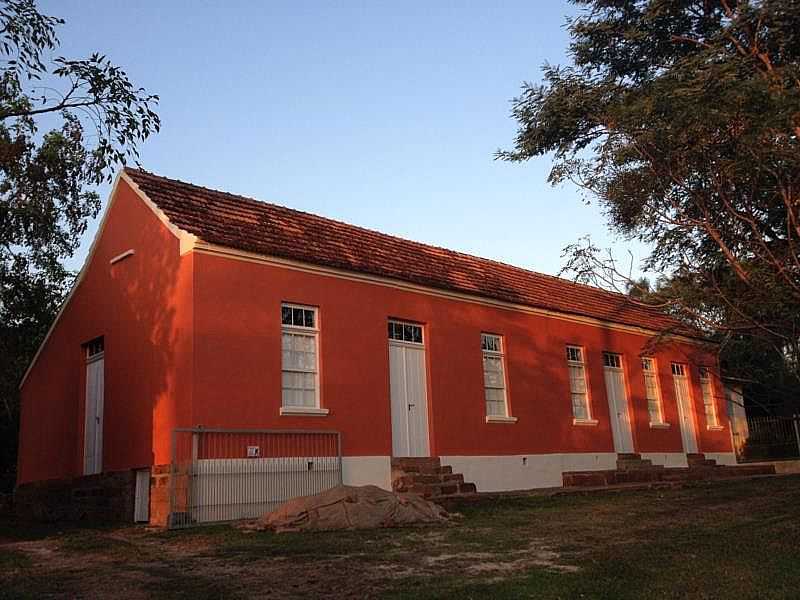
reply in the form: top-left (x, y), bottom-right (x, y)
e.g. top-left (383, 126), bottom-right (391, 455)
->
top-left (0, 0), bottom-right (159, 489)
top-left (500, 0), bottom-right (800, 409)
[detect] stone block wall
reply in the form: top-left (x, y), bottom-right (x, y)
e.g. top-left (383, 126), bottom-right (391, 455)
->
top-left (15, 470), bottom-right (136, 523)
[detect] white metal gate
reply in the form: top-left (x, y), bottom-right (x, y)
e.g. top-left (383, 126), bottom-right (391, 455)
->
top-left (169, 428), bottom-right (342, 528)
top-left (603, 353), bottom-right (634, 454)
top-left (388, 321), bottom-right (430, 457)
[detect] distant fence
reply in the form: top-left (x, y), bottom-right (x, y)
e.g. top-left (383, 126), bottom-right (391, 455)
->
top-left (737, 415), bottom-right (800, 463)
top-left (169, 428), bottom-right (342, 528)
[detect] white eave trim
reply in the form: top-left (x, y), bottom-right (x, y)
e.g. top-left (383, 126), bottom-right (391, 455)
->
top-left (120, 171), bottom-right (198, 255)
top-left (18, 170), bottom-right (196, 389)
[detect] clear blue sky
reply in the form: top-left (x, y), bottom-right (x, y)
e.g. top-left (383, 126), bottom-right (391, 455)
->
top-left (42, 0), bottom-right (646, 277)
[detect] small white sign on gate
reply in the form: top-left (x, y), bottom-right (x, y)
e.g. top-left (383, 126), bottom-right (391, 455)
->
top-left (246, 445), bottom-right (261, 458)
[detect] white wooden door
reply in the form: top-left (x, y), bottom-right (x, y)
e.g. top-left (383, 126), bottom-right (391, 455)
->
top-left (603, 354), bottom-right (634, 454)
top-left (388, 321), bottom-right (430, 457)
top-left (134, 469), bottom-right (150, 522)
top-left (83, 349), bottom-right (105, 475)
top-left (672, 365), bottom-right (698, 454)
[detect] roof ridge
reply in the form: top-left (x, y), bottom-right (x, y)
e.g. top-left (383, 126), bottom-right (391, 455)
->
top-left (122, 167), bottom-right (650, 309)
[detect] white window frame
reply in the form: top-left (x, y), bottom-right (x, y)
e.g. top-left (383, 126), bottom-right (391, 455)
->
top-left (388, 320), bottom-right (424, 345)
top-left (642, 357), bottom-right (668, 428)
top-left (567, 345), bottom-right (597, 425)
top-left (699, 367), bottom-right (721, 429)
top-left (280, 303), bottom-right (328, 416)
top-left (481, 333), bottom-right (516, 424)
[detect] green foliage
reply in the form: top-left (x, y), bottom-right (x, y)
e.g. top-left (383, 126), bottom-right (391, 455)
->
top-left (0, 0), bottom-right (159, 490)
top-left (501, 0), bottom-right (800, 409)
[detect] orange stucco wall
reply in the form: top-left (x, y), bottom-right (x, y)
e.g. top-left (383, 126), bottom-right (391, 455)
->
top-left (16, 179), bottom-right (194, 484)
top-left (191, 251), bottom-right (732, 459)
top-left (17, 182), bottom-right (732, 486)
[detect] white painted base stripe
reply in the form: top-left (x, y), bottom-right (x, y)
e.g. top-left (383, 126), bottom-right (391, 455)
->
top-left (440, 453), bottom-right (618, 492)
top-left (342, 456), bottom-right (392, 491)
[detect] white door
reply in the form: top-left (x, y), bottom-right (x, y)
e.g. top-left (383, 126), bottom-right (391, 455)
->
top-left (388, 321), bottom-right (430, 457)
top-left (134, 469), bottom-right (150, 522)
top-left (83, 340), bottom-right (105, 475)
top-left (603, 353), bottom-right (634, 454)
top-left (672, 364), bottom-right (698, 454)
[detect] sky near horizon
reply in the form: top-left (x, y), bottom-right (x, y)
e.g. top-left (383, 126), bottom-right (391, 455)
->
top-left (41, 0), bottom-right (647, 279)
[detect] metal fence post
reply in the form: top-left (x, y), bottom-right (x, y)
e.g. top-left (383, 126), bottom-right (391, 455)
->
top-left (793, 414), bottom-right (800, 457)
top-left (337, 431), bottom-right (344, 486)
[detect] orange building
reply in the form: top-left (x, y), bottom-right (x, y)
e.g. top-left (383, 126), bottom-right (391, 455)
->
top-left (16, 169), bottom-right (736, 523)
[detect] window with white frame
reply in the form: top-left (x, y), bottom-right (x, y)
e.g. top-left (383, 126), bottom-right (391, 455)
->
top-left (699, 367), bottom-right (719, 427)
top-left (281, 304), bottom-right (319, 408)
top-left (481, 333), bottom-right (508, 417)
top-left (641, 358), bottom-right (664, 424)
top-left (602, 352), bottom-right (622, 369)
top-left (566, 346), bottom-right (591, 421)
top-left (388, 320), bottom-right (423, 344)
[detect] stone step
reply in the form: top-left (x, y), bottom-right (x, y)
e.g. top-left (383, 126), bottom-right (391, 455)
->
top-left (391, 458), bottom-right (477, 499)
top-left (564, 462), bottom-right (777, 488)
top-left (617, 459), bottom-right (661, 470)
top-left (390, 457), bottom-right (442, 474)
top-left (617, 453), bottom-right (642, 460)
top-left (392, 473), bottom-right (464, 490)
top-left (391, 463), bottom-right (452, 474)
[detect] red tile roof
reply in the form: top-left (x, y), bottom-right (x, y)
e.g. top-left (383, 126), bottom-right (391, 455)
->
top-left (124, 168), bottom-right (694, 337)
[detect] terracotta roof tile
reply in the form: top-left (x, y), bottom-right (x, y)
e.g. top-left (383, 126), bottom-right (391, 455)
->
top-left (124, 168), bottom-right (694, 337)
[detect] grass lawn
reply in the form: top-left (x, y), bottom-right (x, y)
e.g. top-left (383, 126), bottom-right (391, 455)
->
top-left (1, 475), bottom-right (799, 599)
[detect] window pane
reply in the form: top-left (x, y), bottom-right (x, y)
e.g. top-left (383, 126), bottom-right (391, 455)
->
top-left (567, 347), bottom-right (582, 362)
top-left (412, 326), bottom-right (422, 344)
top-left (291, 308), bottom-right (303, 326)
top-left (281, 306), bottom-right (292, 325)
top-left (572, 395), bottom-right (588, 420)
top-left (648, 400), bottom-right (660, 422)
top-left (483, 357), bottom-right (504, 388)
top-left (303, 309), bottom-right (315, 328)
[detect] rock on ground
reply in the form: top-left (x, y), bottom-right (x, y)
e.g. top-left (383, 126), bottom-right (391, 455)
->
top-left (247, 485), bottom-right (450, 532)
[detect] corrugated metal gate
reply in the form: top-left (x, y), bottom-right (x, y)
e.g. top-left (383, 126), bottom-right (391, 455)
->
top-left (169, 428), bottom-right (342, 528)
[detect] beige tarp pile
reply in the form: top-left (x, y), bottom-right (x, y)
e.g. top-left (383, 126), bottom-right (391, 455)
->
top-left (246, 485), bottom-right (450, 532)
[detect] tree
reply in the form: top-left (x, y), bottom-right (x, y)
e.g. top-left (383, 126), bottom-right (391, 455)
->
top-left (0, 0), bottom-right (159, 491)
top-left (500, 0), bottom-right (800, 411)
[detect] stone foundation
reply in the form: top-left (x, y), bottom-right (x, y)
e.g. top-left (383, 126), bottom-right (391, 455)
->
top-left (15, 470), bottom-right (137, 523)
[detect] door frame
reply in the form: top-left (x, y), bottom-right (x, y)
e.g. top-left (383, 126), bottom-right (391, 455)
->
top-left (387, 320), bottom-right (431, 458)
top-left (602, 352), bottom-right (635, 454)
top-left (83, 338), bottom-right (105, 475)
top-left (671, 363), bottom-right (699, 454)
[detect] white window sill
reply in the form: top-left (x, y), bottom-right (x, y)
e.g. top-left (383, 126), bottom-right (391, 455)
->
top-left (279, 406), bottom-right (330, 416)
top-left (707, 425), bottom-right (724, 431)
top-left (486, 415), bottom-right (518, 424)
top-left (649, 422), bottom-right (671, 429)
top-left (573, 418), bottom-right (599, 426)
